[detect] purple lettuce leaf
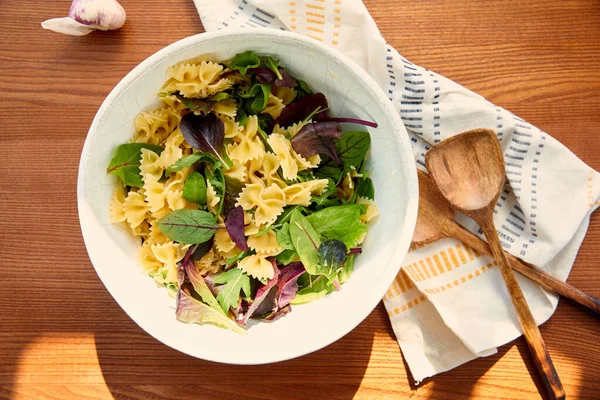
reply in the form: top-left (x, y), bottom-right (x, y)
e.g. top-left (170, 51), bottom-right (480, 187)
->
top-left (256, 305), bottom-right (292, 321)
top-left (276, 263), bottom-right (306, 308)
top-left (274, 68), bottom-right (297, 88)
top-left (275, 92), bottom-right (328, 127)
top-left (248, 67), bottom-right (276, 84)
top-left (176, 288), bottom-right (245, 333)
top-left (180, 112), bottom-right (233, 169)
top-left (184, 257), bottom-right (222, 312)
top-left (225, 206), bottom-right (248, 251)
top-left (239, 261), bottom-right (281, 325)
top-left (291, 121), bottom-right (342, 165)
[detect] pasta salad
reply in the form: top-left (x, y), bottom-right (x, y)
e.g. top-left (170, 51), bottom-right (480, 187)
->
top-left (107, 51), bottom-right (379, 332)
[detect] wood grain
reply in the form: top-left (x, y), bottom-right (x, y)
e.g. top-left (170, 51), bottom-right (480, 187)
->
top-left (1, 0), bottom-right (600, 399)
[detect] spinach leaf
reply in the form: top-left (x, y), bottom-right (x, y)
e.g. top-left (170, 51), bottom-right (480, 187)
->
top-left (289, 209), bottom-right (321, 275)
top-left (275, 223), bottom-right (294, 250)
top-left (180, 112), bottom-right (233, 169)
top-left (306, 205), bottom-right (367, 249)
top-left (214, 268), bottom-right (252, 313)
top-left (338, 254), bottom-right (355, 284)
top-left (182, 172), bottom-right (207, 204)
top-left (226, 250), bottom-right (251, 265)
top-left (317, 131), bottom-right (371, 181)
top-left (275, 249), bottom-right (298, 266)
top-left (106, 143), bottom-right (164, 187)
top-left (356, 177), bottom-right (375, 200)
top-left (230, 50), bottom-right (260, 75)
top-left (158, 209), bottom-right (218, 244)
top-left (290, 275), bottom-right (335, 305)
top-left (317, 239), bottom-right (347, 281)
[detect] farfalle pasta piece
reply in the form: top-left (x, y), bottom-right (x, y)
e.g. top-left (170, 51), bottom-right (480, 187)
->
top-left (159, 94), bottom-right (188, 115)
top-left (261, 94), bottom-right (284, 119)
top-left (248, 231), bottom-right (282, 256)
top-left (138, 241), bottom-right (163, 276)
top-left (239, 254), bottom-right (274, 280)
top-left (109, 186), bottom-right (127, 223)
top-left (214, 228), bottom-right (237, 254)
top-left (229, 115), bottom-right (265, 164)
top-left (133, 109), bottom-right (178, 145)
top-left (147, 219), bottom-right (169, 245)
top-left (195, 246), bottom-right (226, 275)
top-left (140, 148), bottom-right (163, 181)
top-left (283, 179), bottom-right (329, 206)
top-left (264, 152), bottom-right (286, 188)
top-left (243, 211), bottom-right (262, 236)
top-left (357, 197), bottom-right (380, 223)
top-left (213, 98), bottom-right (237, 118)
top-left (132, 220), bottom-right (150, 238)
top-left (164, 61), bottom-right (232, 99)
top-left (151, 241), bottom-right (187, 284)
top-left (165, 167), bottom-right (192, 193)
top-left (267, 133), bottom-right (298, 180)
top-left (123, 191), bottom-right (149, 229)
top-left (224, 145), bottom-right (248, 182)
top-left (271, 85), bottom-right (297, 105)
top-left (237, 183), bottom-right (286, 226)
top-left (143, 173), bottom-right (166, 213)
top-left (272, 120), bottom-right (309, 138)
top-left (157, 130), bottom-right (184, 169)
top-left (166, 189), bottom-right (198, 211)
top-left (220, 115), bottom-right (243, 139)
top-left (206, 180), bottom-right (221, 215)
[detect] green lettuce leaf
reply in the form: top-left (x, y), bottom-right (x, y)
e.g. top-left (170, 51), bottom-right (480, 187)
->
top-left (214, 268), bottom-right (252, 313)
top-left (176, 289), bottom-right (245, 334)
top-left (306, 205), bottom-right (367, 248)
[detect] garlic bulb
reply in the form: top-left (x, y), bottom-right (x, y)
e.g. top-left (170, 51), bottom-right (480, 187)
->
top-left (41, 0), bottom-right (126, 36)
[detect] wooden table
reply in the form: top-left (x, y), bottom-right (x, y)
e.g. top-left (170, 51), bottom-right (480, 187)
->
top-left (1, 1), bottom-right (599, 399)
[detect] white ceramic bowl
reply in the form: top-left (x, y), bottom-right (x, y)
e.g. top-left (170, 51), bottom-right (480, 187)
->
top-left (78, 29), bottom-right (418, 364)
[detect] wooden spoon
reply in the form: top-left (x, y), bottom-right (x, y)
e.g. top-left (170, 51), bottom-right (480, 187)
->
top-left (413, 169), bottom-right (600, 318)
top-left (425, 128), bottom-right (565, 400)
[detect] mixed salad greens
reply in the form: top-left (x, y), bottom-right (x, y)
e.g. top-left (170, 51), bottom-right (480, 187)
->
top-left (107, 51), bottom-right (379, 331)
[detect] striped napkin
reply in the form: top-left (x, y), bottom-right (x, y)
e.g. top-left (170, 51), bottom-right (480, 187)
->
top-left (192, 0), bottom-right (600, 382)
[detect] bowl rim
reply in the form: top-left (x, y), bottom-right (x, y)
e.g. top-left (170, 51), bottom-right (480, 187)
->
top-left (77, 28), bottom-right (418, 364)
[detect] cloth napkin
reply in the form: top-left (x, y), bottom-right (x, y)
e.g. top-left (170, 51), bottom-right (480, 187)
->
top-left (192, 0), bottom-right (600, 382)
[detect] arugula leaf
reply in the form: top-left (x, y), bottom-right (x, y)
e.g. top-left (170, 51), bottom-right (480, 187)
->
top-left (290, 275), bottom-right (335, 305)
top-left (166, 153), bottom-right (214, 174)
top-left (275, 223), bottom-right (294, 250)
top-left (183, 172), bottom-right (207, 204)
top-left (289, 209), bottom-right (321, 274)
top-left (263, 56), bottom-right (283, 80)
top-left (310, 179), bottom-right (339, 209)
top-left (317, 239), bottom-right (348, 281)
top-left (230, 50), bottom-right (261, 75)
top-left (106, 143), bottom-right (164, 187)
top-left (238, 84), bottom-right (270, 115)
top-left (356, 177), bottom-right (375, 200)
top-left (209, 92), bottom-right (229, 102)
top-left (214, 268), bottom-right (252, 313)
top-left (254, 223), bottom-right (280, 237)
top-left (180, 112), bottom-right (233, 169)
top-left (317, 131), bottom-right (371, 181)
top-left (158, 209), bottom-right (218, 244)
top-left (275, 249), bottom-right (298, 265)
top-left (306, 205), bottom-right (367, 248)
top-left (176, 289), bottom-right (245, 333)
top-left (275, 205), bottom-right (305, 225)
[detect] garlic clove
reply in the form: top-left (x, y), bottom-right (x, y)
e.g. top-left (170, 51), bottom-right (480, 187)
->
top-left (41, 17), bottom-right (96, 36)
top-left (41, 0), bottom-right (126, 36)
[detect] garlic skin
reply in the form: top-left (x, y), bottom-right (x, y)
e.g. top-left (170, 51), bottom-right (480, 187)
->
top-left (41, 0), bottom-right (126, 36)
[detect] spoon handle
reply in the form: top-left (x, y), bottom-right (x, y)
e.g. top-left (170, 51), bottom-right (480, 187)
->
top-left (476, 217), bottom-right (565, 400)
top-left (445, 222), bottom-right (600, 319)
